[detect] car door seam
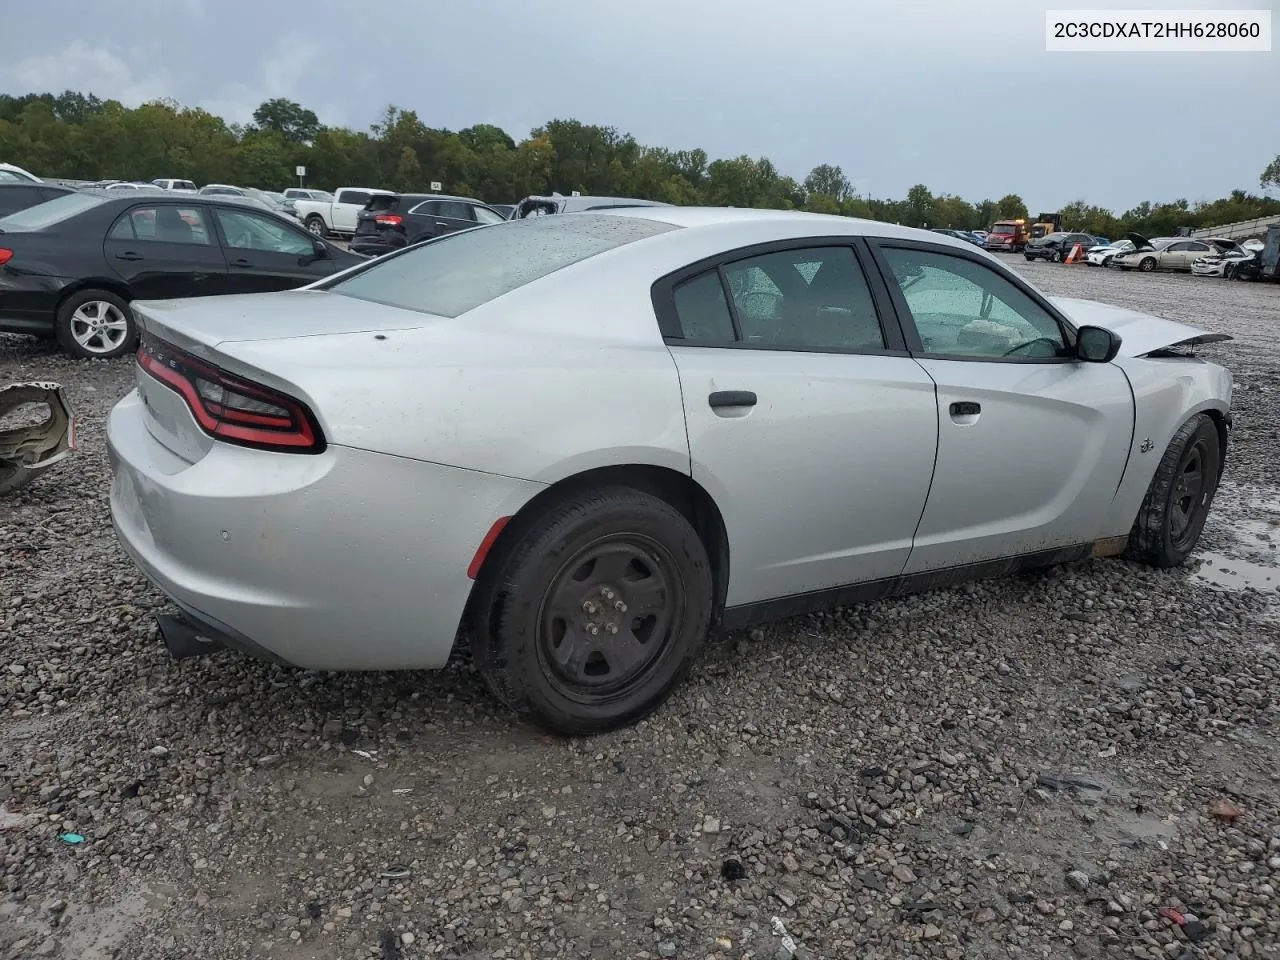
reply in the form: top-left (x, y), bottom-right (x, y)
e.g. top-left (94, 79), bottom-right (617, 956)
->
top-left (903, 358), bottom-right (941, 575)
top-left (1111, 364), bottom-right (1139, 498)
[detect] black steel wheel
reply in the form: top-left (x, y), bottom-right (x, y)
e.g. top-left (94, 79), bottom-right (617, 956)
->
top-left (471, 487), bottom-right (713, 735)
top-left (1124, 414), bottom-right (1222, 568)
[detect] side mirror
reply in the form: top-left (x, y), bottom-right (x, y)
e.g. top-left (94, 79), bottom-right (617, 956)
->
top-left (311, 239), bottom-right (328, 258)
top-left (1076, 325), bottom-right (1121, 363)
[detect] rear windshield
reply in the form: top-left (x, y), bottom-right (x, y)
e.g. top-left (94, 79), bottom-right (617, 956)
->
top-left (326, 213), bottom-right (678, 317)
top-left (0, 191), bottom-right (104, 230)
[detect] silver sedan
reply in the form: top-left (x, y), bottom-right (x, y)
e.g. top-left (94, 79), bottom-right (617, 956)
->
top-left (106, 209), bottom-right (1233, 734)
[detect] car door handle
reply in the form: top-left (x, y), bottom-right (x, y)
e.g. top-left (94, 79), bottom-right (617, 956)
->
top-left (949, 401), bottom-right (981, 419)
top-left (229, 258), bottom-right (253, 268)
top-left (434, 221), bottom-right (448, 227)
top-left (115, 252), bottom-right (143, 261)
top-left (709, 390), bottom-right (757, 409)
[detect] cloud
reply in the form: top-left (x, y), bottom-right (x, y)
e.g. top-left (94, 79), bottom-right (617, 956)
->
top-left (2, 34), bottom-right (327, 129)
top-left (0, 39), bottom-right (170, 105)
top-left (199, 35), bottom-right (322, 125)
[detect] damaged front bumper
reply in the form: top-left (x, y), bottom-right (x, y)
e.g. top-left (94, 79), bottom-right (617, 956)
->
top-left (0, 382), bottom-right (76, 496)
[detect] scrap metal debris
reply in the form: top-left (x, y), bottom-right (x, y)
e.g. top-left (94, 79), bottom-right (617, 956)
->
top-left (0, 382), bottom-right (76, 496)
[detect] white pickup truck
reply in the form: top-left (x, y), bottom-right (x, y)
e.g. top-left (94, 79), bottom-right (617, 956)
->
top-left (294, 187), bottom-right (393, 239)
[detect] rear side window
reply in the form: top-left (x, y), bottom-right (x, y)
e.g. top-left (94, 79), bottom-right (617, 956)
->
top-left (327, 214), bottom-right (678, 318)
top-left (0, 186), bottom-right (42, 217)
top-left (672, 272), bottom-right (736, 343)
top-left (433, 201), bottom-right (473, 220)
top-left (0, 191), bottom-right (105, 230)
top-left (339, 191), bottom-right (372, 206)
top-left (366, 195), bottom-right (399, 212)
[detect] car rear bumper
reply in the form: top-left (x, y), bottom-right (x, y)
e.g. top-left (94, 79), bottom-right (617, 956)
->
top-left (106, 389), bottom-right (544, 671)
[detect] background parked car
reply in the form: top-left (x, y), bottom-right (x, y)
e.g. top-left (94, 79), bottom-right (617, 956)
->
top-left (294, 187), bottom-right (393, 238)
top-left (0, 181), bottom-right (76, 218)
top-left (0, 191), bottom-right (362, 359)
top-left (1023, 231), bottom-right (1098, 262)
top-left (1085, 239), bottom-right (1134, 267)
top-left (152, 179), bottom-right (198, 192)
top-left (929, 228), bottom-right (984, 246)
top-left (1113, 234), bottom-right (1211, 272)
top-left (350, 192), bottom-right (507, 256)
top-left (1191, 239), bottom-right (1251, 278)
top-left (0, 162), bottom-right (42, 183)
top-left (510, 194), bottom-right (671, 218)
top-left (283, 188), bottom-right (334, 202)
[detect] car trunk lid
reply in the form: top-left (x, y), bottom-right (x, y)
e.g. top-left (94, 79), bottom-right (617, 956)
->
top-left (131, 290), bottom-right (431, 354)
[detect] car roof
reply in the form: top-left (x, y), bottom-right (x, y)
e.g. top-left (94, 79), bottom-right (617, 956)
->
top-left (399, 192), bottom-right (484, 204)
top-left (575, 205), bottom-right (995, 255)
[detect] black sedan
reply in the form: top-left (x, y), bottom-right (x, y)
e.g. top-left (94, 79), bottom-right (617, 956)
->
top-left (0, 191), bottom-right (363, 358)
top-left (350, 192), bottom-right (507, 257)
top-left (1023, 231), bottom-right (1098, 263)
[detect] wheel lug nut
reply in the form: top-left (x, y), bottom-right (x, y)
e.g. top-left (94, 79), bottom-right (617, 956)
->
top-left (614, 601), bottom-right (626, 612)
top-left (587, 624), bottom-right (599, 636)
top-left (601, 588), bottom-right (614, 600)
top-left (606, 624), bottom-right (618, 634)
top-left (582, 601), bottom-right (597, 614)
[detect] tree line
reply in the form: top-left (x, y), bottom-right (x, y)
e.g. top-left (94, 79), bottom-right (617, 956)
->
top-left (3, 90), bottom-right (1278, 239)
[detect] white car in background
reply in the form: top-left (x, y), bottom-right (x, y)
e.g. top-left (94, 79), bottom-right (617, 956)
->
top-left (0, 162), bottom-right (41, 184)
top-left (1190, 239), bottom-right (1252, 278)
top-left (153, 179), bottom-right (198, 192)
top-left (1085, 239), bottom-right (1134, 267)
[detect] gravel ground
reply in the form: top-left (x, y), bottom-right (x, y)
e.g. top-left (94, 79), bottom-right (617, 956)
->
top-left (1, 260), bottom-right (1277, 960)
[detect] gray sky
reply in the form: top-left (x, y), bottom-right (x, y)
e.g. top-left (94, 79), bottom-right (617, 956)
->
top-left (3, 0), bottom-right (1277, 211)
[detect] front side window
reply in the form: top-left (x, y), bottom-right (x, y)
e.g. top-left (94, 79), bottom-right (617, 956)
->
top-left (108, 206), bottom-right (211, 245)
top-left (721, 246), bottom-right (885, 351)
top-left (881, 247), bottom-right (1067, 360)
top-left (214, 208), bottom-right (313, 254)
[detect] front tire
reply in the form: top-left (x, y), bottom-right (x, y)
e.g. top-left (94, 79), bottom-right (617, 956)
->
top-left (1138, 257), bottom-right (1157, 273)
top-left (470, 487), bottom-right (713, 735)
top-left (1124, 414), bottom-right (1221, 568)
top-left (55, 289), bottom-right (136, 359)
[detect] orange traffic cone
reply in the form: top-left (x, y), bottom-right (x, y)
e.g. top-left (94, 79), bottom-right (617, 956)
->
top-left (1064, 243), bottom-right (1084, 264)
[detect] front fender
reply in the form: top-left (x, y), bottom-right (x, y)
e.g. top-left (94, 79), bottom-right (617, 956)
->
top-left (1102, 355), bottom-right (1232, 538)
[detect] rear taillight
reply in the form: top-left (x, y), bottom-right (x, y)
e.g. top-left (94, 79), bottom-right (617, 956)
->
top-left (137, 335), bottom-right (324, 453)
top-left (0, 249), bottom-right (12, 266)
top-left (375, 214), bottom-right (403, 226)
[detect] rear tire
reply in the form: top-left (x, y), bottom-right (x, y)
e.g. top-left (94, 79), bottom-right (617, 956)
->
top-left (470, 487), bottom-right (713, 735)
top-left (305, 215), bottom-right (327, 238)
top-left (1124, 414), bottom-right (1221, 568)
top-left (55, 288), bottom-right (136, 360)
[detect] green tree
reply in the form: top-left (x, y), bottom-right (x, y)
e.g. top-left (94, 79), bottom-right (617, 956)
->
top-left (994, 193), bottom-right (1028, 221)
top-left (392, 144), bottom-right (423, 191)
top-left (1261, 155), bottom-right (1280, 191)
top-left (903, 184), bottom-right (935, 227)
top-left (803, 163), bottom-right (853, 203)
top-left (252, 98), bottom-right (320, 144)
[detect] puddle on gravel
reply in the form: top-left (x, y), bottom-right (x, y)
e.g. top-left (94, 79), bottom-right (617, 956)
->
top-left (1192, 489), bottom-right (1280, 605)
